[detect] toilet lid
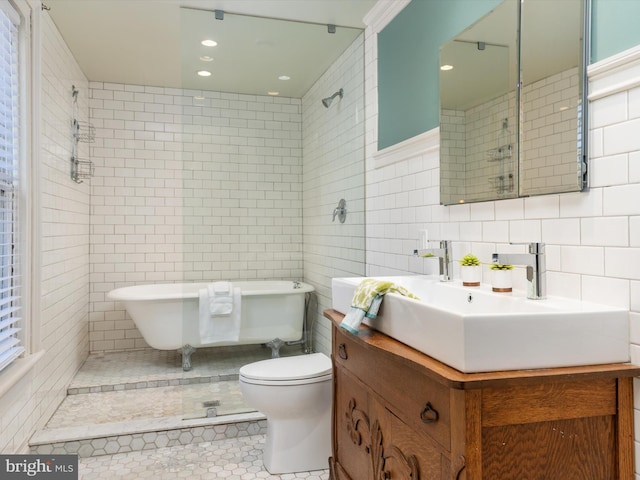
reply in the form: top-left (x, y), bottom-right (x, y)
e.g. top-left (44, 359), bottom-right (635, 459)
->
top-left (239, 353), bottom-right (332, 385)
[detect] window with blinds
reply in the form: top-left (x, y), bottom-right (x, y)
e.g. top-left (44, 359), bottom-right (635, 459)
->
top-left (0, 2), bottom-right (24, 373)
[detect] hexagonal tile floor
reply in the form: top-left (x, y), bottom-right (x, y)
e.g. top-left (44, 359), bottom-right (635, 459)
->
top-left (79, 433), bottom-right (330, 479)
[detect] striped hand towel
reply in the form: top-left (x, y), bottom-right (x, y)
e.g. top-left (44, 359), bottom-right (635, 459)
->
top-left (340, 279), bottom-right (419, 334)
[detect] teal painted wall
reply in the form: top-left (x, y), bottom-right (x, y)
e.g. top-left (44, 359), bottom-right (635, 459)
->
top-left (378, 0), bottom-right (640, 150)
top-left (377, 0), bottom-right (501, 150)
top-left (591, 0), bottom-right (640, 62)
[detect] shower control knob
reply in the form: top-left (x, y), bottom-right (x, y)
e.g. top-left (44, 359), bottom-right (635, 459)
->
top-left (332, 199), bottom-right (347, 223)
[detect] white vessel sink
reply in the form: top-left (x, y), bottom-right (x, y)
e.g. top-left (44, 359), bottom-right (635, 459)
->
top-left (331, 276), bottom-right (630, 373)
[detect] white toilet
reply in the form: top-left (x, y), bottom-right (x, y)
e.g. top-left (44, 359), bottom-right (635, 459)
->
top-left (238, 353), bottom-right (332, 474)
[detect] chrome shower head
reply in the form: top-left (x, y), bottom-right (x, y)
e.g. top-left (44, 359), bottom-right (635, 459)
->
top-left (322, 88), bottom-right (343, 108)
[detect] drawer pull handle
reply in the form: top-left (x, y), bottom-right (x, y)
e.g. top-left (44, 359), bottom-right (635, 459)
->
top-left (420, 402), bottom-right (439, 424)
top-left (338, 343), bottom-right (348, 360)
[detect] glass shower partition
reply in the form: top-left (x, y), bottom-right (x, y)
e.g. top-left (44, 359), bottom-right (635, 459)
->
top-left (178, 7), bottom-right (366, 422)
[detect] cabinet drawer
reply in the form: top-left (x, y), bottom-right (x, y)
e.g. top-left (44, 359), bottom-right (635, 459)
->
top-left (334, 326), bottom-right (451, 451)
top-left (382, 406), bottom-right (449, 480)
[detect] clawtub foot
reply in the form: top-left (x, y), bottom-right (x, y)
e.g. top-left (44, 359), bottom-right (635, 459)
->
top-left (180, 344), bottom-right (196, 371)
top-left (264, 338), bottom-right (284, 358)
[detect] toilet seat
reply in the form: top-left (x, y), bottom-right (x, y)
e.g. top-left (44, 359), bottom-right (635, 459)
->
top-left (239, 353), bottom-right (332, 386)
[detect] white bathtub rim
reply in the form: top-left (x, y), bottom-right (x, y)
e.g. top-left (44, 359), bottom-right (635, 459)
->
top-left (108, 281), bottom-right (315, 302)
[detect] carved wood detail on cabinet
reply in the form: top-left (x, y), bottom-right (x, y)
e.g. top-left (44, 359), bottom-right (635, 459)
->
top-left (326, 308), bottom-right (640, 480)
top-left (382, 441), bottom-right (420, 480)
top-left (370, 421), bottom-right (386, 480)
top-left (346, 398), bottom-right (368, 449)
top-left (341, 395), bottom-right (421, 480)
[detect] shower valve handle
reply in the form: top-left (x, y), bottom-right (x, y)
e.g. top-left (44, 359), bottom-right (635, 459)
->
top-left (332, 199), bottom-right (347, 223)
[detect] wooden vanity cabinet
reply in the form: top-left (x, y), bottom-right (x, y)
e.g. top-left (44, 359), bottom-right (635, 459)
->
top-left (325, 309), bottom-right (640, 480)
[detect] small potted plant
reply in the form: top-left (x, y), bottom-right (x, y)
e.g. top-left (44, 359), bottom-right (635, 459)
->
top-left (490, 263), bottom-right (513, 292)
top-left (459, 254), bottom-right (481, 286)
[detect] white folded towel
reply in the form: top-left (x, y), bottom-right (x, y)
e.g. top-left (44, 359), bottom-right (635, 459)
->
top-left (199, 282), bottom-right (242, 343)
top-left (208, 281), bottom-right (233, 315)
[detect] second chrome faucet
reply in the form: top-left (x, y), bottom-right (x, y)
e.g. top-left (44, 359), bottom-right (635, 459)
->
top-left (492, 243), bottom-right (546, 300)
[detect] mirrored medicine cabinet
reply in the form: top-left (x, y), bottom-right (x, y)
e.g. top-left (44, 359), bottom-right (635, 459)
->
top-left (439, 0), bottom-right (588, 205)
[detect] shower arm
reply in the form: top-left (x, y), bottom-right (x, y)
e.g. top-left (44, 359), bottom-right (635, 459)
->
top-left (329, 89), bottom-right (343, 101)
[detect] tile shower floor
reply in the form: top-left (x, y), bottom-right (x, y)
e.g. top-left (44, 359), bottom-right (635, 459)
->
top-left (63, 346), bottom-right (277, 421)
top-left (47, 346), bottom-right (276, 429)
top-left (29, 345), bottom-right (329, 479)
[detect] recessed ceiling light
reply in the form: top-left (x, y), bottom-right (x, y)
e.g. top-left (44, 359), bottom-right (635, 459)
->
top-left (440, 65), bottom-right (454, 71)
top-left (268, 91), bottom-right (280, 96)
top-left (200, 56), bottom-right (214, 62)
top-left (278, 75), bottom-right (291, 81)
top-left (197, 70), bottom-right (212, 77)
top-left (201, 39), bottom-right (218, 47)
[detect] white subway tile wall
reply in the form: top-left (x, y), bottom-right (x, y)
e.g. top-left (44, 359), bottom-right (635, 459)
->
top-left (439, 108), bottom-right (465, 201)
top-left (521, 68), bottom-right (581, 194)
top-left (302, 34), bottom-right (366, 355)
top-left (88, 84), bottom-right (303, 352)
top-left (464, 93), bottom-right (515, 200)
top-left (0, 14), bottom-right (91, 453)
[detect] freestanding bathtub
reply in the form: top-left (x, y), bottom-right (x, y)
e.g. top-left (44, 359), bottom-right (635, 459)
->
top-left (107, 281), bottom-right (315, 370)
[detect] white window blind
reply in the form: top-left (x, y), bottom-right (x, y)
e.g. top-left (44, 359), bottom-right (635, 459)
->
top-left (0, 3), bottom-right (23, 373)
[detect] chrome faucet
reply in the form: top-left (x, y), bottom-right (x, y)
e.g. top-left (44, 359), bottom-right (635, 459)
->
top-left (492, 243), bottom-right (546, 299)
top-left (415, 240), bottom-right (452, 282)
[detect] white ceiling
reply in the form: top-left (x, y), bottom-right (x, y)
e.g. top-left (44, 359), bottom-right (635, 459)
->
top-left (46, 0), bottom-right (377, 98)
